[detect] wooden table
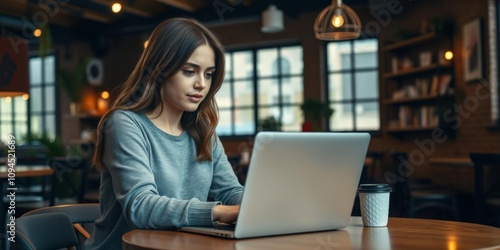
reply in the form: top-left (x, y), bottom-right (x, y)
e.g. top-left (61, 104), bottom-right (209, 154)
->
top-left (1, 165), bottom-right (54, 249)
top-left (122, 217), bottom-right (500, 250)
top-left (0, 165), bottom-right (54, 178)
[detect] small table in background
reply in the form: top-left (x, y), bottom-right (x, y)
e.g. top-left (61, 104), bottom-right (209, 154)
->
top-left (0, 165), bottom-right (54, 249)
top-left (429, 157), bottom-right (488, 222)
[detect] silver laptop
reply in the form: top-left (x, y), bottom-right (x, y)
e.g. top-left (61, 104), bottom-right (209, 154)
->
top-left (180, 132), bottom-right (370, 239)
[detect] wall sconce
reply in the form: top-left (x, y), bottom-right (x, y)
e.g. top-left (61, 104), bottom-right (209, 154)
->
top-left (314, 0), bottom-right (362, 41)
top-left (438, 49), bottom-right (454, 64)
top-left (444, 51), bottom-right (453, 60)
top-left (261, 4), bottom-right (284, 33)
top-left (0, 37), bottom-right (30, 98)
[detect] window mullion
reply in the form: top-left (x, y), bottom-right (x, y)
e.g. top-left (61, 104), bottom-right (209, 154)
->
top-left (253, 49), bottom-right (259, 134)
top-left (350, 41), bottom-right (357, 131)
top-left (277, 47), bottom-right (283, 122)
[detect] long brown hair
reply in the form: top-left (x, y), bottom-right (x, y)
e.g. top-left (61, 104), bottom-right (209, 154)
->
top-left (93, 18), bottom-right (225, 171)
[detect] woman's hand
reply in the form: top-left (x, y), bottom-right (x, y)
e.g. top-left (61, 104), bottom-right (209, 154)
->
top-left (212, 205), bottom-right (240, 224)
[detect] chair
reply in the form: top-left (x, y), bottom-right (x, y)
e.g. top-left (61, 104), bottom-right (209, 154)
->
top-left (360, 150), bottom-right (384, 184)
top-left (469, 153), bottom-right (500, 226)
top-left (49, 157), bottom-right (100, 204)
top-left (11, 213), bottom-right (79, 250)
top-left (20, 203), bottom-right (100, 248)
top-left (391, 151), bottom-right (459, 220)
top-left (10, 145), bottom-right (53, 215)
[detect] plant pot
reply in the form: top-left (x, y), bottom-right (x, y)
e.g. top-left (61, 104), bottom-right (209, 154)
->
top-left (302, 122), bottom-right (313, 132)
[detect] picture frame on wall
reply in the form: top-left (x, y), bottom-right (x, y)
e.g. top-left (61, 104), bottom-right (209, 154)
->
top-left (463, 17), bottom-right (483, 82)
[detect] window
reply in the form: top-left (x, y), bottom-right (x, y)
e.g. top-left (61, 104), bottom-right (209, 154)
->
top-left (29, 55), bottom-right (57, 138)
top-left (0, 54), bottom-right (57, 142)
top-left (0, 95), bottom-right (28, 142)
top-left (216, 45), bottom-right (303, 136)
top-left (326, 39), bottom-right (380, 131)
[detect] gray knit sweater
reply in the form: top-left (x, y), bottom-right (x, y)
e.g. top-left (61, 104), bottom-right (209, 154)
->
top-left (84, 110), bottom-right (243, 250)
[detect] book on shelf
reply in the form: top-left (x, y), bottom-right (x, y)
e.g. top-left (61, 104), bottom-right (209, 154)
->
top-left (428, 106), bottom-right (439, 127)
top-left (420, 106), bottom-right (428, 127)
top-left (397, 105), bottom-right (440, 128)
top-left (439, 74), bottom-right (452, 95)
top-left (398, 106), bottom-right (412, 128)
top-left (430, 75), bottom-right (440, 95)
top-left (415, 78), bottom-right (430, 96)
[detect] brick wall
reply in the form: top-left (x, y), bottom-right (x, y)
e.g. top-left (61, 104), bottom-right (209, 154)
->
top-left (98, 0), bottom-right (500, 193)
top-left (211, 0), bottom-right (500, 193)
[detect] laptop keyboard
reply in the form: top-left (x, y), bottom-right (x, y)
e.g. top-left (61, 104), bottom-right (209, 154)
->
top-left (214, 223), bottom-right (236, 231)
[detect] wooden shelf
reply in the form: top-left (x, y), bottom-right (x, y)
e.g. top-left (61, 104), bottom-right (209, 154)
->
top-left (385, 95), bottom-right (453, 105)
top-left (382, 29), bottom-right (455, 139)
top-left (383, 63), bottom-right (452, 79)
top-left (383, 32), bottom-right (444, 52)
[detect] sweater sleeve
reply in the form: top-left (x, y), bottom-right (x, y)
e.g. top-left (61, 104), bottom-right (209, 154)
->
top-left (209, 136), bottom-right (244, 205)
top-left (103, 111), bottom-right (219, 229)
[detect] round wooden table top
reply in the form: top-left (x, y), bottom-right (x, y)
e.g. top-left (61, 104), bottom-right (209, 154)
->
top-left (122, 217), bottom-right (500, 250)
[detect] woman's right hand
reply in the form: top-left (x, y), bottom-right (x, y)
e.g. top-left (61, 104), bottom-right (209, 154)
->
top-left (213, 205), bottom-right (240, 224)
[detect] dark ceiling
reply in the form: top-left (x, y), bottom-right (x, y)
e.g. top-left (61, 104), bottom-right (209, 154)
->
top-left (0, 0), bottom-right (374, 45)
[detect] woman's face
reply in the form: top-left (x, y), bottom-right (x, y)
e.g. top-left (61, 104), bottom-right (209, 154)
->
top-left (162, 44), bottom-right (216, 113)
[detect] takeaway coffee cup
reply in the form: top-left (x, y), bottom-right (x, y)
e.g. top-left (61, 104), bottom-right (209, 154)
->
top-left (357, 184), bottom-right (392, 227)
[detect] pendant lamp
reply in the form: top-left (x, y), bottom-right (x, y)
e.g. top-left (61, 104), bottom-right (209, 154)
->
top-left (314, 0), bottom-right (362, 41)
top-left (261, 4), bottom-right (284, 33)
top-left (0, 37), bottom-right (30, 97)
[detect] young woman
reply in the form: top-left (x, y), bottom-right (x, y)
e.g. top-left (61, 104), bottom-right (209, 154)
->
top-left (84, 18), bottom-right (243, 249)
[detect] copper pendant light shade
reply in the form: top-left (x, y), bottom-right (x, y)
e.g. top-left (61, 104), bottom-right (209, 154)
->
top-left (314, 0), bottom-right (362, 41)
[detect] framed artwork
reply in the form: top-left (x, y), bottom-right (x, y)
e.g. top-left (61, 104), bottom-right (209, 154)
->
top-left (463, 17), bottom-right (483, 82)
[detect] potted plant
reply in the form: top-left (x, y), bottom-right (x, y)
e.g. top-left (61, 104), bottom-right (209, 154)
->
top-left (258, 116), bottom-right (282, 131)
top-left (58, 58), bottom-right (89, 115)
top-left (300, 98), bottom-right (334, 131)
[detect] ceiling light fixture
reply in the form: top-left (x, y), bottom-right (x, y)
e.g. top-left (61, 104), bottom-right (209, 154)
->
top-left (0, 37), bottom-right (30, 98)
top-left (261, 4), bottom-right (284, 33)
top-left (314, 0), bottom-right (362, 41)
top-left (111, 3), bottom-right (122, 13)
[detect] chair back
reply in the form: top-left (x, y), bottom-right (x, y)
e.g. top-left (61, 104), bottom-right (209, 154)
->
top-left (12, 213), bottom-right (79, 250)
top-left (470, 153), bottom-right (500, 166)
top-left (49, 158), bottom-right (93, 203)
top-left (362, 150), bottom-right (384, 183)
top-left (22, 203), bottom-right (100, 245)
top-left (469, 153), bottom-right (500, 194)
top-left (390, 151), bottom-right (411, 216)
top-left (469, 153), bottom-right (500, 209)
top-left (15, 145), bottom-right (50, 165)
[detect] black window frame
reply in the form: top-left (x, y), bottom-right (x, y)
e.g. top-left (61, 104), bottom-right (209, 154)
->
top-left (325, 38), bottom-right (381, 133)
top-left (217, 43), bottom-right (304, 138)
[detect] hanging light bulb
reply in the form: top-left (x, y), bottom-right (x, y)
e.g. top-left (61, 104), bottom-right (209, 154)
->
top-left (331, 9), bottom-right (344, 28)
top-left (314, 0), bottom-right (362, 41)
top-left (111, 3), bottom-right (122, 13)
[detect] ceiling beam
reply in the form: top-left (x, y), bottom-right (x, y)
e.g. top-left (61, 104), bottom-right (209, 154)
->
top-left (61, 4), bottom-right (113, 23)
top-left (90, 0), bottom-right (153, 18)
top-left (0, 1), bottom-right (78, 28)
top-left (0, 0), bottom-right (27, 17)
top-left (154, 0), bottom-right (205, 12)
